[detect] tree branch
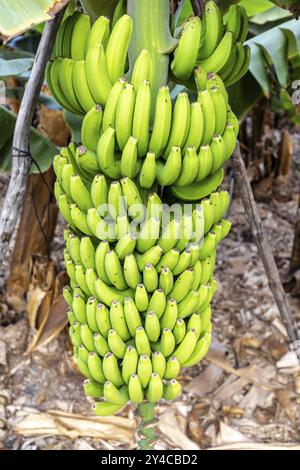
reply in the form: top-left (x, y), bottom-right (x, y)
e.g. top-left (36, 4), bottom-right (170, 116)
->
top-left (0, 10), bottom-right (65, 266)
top-left (232, 143), bottom-right (300, 364)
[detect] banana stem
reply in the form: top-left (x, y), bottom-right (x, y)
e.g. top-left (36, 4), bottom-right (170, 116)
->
top-left (137, 403), bottom-right (157, 450)
top-left (127, 0), bottom-right (176, 118)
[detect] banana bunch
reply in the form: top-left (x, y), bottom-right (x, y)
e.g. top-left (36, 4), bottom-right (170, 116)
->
top-left (170, 1), bottom-right (250, 88)
top-left (54, 148), bottom-right (230, 414)
top-left (47, 12), bottom-right (133, 114)
top-left (48, 2), bottom-right (250, 417)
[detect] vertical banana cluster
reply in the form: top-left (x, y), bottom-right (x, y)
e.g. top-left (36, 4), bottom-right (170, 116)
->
top-left (171, 1), bottom-right (250, 88)
top-left (49, 4), bottom-right (250, 416)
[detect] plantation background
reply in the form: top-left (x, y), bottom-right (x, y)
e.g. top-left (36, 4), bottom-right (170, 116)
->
top-left (1, 0), bottom-right (300, 450)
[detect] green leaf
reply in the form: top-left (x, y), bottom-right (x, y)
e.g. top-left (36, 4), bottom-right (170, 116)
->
top-left (247, 43), bottom-right (270, 96)
top-left (251, 6), bottom-right (291, 25)
top-left (63, 110), bottom-right (83, 143)
top-left (0, 0), bottom-right (69, 37)
top-left (0, 105), bottom-right (57, 173)
top-left (173, 0), bottom-right (193, 36)
top-left (227, 73), bottom-right (262, 120)
top-left (238, 0), bottom-right (273, 17)
top-left (80, 0), bottom-right (119, 21)
top-left (0, 58), bottom-right (34, 78)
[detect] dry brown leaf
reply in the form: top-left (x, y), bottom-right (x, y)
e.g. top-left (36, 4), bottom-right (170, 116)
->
top-left (185, 364), bottom-right (223, 397)
top-left (14, 409), bottom-right (135, 446)
top-left (26, 296), bottom-right (68, 354)
top-left (217, 422), bottom-right (252, 445)
top-left (157, 409), bottom-right (200, 450)
top-left (209, 442), bottom-right (300, 450)
top-left (207, 345), bottom-right (277, 392)
top-left (38, 105), bottom-right (69, 147)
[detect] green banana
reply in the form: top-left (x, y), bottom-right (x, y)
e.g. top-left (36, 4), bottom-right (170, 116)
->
top-left (198, 1), bottom-right (223, 60)
top-left (137, 354), bottom-right (152, 388)
top-left (70, 175), bottom-right (93, 213)
top-left (72, 294), bottom-right (87, 323)
top-left (135, 245), bottom-right (163, 271)
top-left (131, 49), bottom-right (152, 89)
top-left (95, 303), bottom-right (111, 339)
top-left (72, 60), bottom-right (95, 113)
top-left (169, 268), bottom-right (194, 303)
top-left (86, 43), bottom-right (112, 107)
top-left (171, 168), bottom-right (224, 202)
top-left (94, 278), bottom-right (134, 306)
top-left (122, 345), bottom-right (138, 384)
top-left (188, 313), bottom-right (202, 339)
top-left (135, 326), bottom-right (151, 356)
top-left (115, 233), bottom-right (136, 261)
top-left (102, 78), bottom-right (126, 130)
top-left (87, 352), bottom-right (106, 383)
top-left (139, 152), bottom-right (156, 189)
top-left (148, 288), bottom-right (166, 319)
top-left (108, 180), bottom-right (125, 220)
top-left (210, 86), bottom-right (227, 136)
top-left (83, 379), bottom-right (104, 398)
top-left (164, 356), bottom-right (180, 379)
top-left (96, 127), bottom-right (121, 179)
top-left (149, 86), bottom-right (172, 158)
top-left (80, 237), bottom-right (95, 270)
top-left (115, 83), bottom-right (135, 151)
top-left (86, 15), bottom-right (110, 50)
top-left (173, 249), bottom-right (192, 276)
top-left (173, 328), bottom-right (198, 364)
top-left (182, 101), bottom-right (204, 154)
top-left (145, 311), bottom-right (160, 343)
top-left (198, 32), bottom-right (234, 74)
top-left (110, 301), bottom-right (130, 341)
top-left (104, 250), bottom-right (128, 290)
top-left (173, 318), bottom-right (186, 344)
top-left (76, 145), bottom-right (99, 174)
top-left (181, 332), bottom-right (211, 367)
top-left (198, 89), bottom-right (216, 145)
top-left (124, 297), bottom-right (142, 336)
top-left (136, 217), bottom-right (160, 253)
top-left (106, 14), bottom-right (133, 83)
top-left (103, 381), bottom-right (129, 405)
top-left (124, 254), bottom-right (142, 289)
top-left (92, 400), bottom-right (125, 416)
top-left (86, 297), bottom-right (98, 333)
top-left (80, 323), bottom-right (96, 352)
top-left (108, 328), bottom-right (127, 358)
top-left (70, 204), bottom-right (93, 235)
top-left (160, 298), bottom-right (178, 331)
top-left (171, 16), bottom-right (202, 80)
top-left (93, 332), bottom-right (110, 356)
top-left (58, 58), bottom-right (84, 114)
top-left (146, 372), bottom-right (163, 403)
top-left (70, 13), bottom-right (90, 60)
top-left (159, 328), bottom-right (176, 357)
top-left (91, 174), bottom-right (108, 210)
top-left (143, 263), bottom-right (159, 293)
top-left (159, 267), bottom-right (174, 295)
top-left (81, 105), bottom-right (103, 153)
top-left (135, 283), bottom-right (149, 311)
top-left (163, 93), bottom-right (190, 159)
top-left (128, 374), bottom-right (144, 404)
top-left (102, 352), bottom-right (124, 387)
top-left (132, 80), bottom-right (151, 156)
top-left (175, 147), bottom-right (198, 187)
top-left (163, 379), bottom-right (182, 400)
top-left (120, 136), bottom-right (138, 179)
top-left (210, 134), bottom-right (226, 173)
top-left (156, 248), bottom-right (180, 273)
top-left (152, 351), bottom-right (166, 378)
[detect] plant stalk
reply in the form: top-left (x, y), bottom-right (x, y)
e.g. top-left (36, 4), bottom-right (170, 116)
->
top-left (137, 403), bottom-right (158, 450)
top-left (127, 0), bottom-right (176, 117)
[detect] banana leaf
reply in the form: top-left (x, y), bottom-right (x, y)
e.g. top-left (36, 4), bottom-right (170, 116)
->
top-left (0, 105), bottom-right (57, 173)
top-left (0, 0), bottom-right (69, 38)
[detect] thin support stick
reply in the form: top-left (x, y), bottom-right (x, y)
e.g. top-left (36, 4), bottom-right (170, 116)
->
top-left (0, 10), bottom-right (65, 265)
top-left (232, 143), bottom-right (300, 363)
